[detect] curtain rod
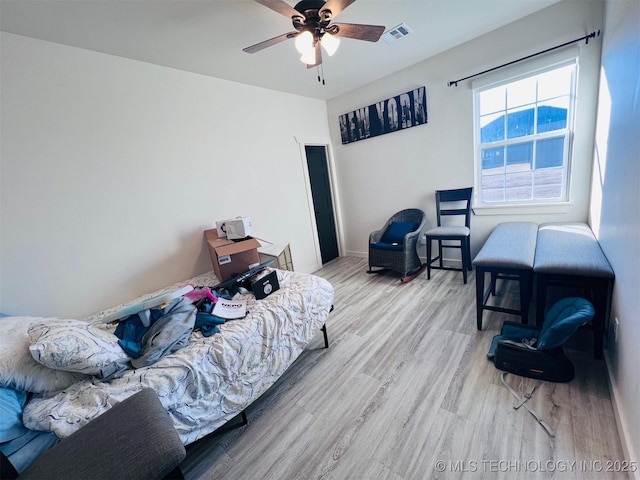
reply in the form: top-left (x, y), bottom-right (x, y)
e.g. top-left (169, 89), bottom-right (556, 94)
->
top-left (447, 30), bottom-right (600, 87)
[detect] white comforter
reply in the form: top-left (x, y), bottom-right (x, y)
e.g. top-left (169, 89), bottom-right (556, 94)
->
top-left (23, 269), bottom-right (334, 445)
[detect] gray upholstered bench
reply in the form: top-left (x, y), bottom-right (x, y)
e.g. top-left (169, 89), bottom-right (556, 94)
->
top-left (534, 222), bottom-right (615, 359)
top-left (473, 222), bottom-right (538, 330)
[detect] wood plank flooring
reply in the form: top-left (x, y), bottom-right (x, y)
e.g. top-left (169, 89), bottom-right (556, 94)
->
top-left (179, 256), bottom-right (627, 479)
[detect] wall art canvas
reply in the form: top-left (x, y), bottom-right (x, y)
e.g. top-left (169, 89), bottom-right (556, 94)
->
top-left (339, 86), bottom-right (427, 144)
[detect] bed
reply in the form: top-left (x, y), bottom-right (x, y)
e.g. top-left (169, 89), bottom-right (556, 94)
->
top-left (0, 268), bottom-right (334, 471)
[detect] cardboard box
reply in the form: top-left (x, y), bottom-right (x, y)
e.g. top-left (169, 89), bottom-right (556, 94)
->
top-left (215, 220), bottom-right (229, 238)
top-left (225, 217), bottom-right (252, 240)
top-left (204, 229), bottom-right (260, 282)
top-left (215, 217), bottom-right (253, 240)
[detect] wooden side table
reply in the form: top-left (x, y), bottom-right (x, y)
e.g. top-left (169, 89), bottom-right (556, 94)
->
top-left (258, 243), bottom-right (294, 271)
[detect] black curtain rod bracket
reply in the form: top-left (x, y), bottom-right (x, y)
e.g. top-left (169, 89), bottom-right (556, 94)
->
top-left (447, 30), bottom-right (600, 87)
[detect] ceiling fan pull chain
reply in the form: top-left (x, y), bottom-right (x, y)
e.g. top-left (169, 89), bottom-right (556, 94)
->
top-left (316, 64), bottom-right (325, 85)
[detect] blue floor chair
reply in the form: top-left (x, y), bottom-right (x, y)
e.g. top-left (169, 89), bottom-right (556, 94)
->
top-left (488, 297), bottom-right (595, 382)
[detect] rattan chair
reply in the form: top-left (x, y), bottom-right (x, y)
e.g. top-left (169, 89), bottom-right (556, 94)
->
top-left (368, 208), bottom-right (426, 281)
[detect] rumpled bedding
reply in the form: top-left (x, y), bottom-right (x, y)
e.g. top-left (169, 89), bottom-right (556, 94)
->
top-left (22, 269), bottom-right (334, 445)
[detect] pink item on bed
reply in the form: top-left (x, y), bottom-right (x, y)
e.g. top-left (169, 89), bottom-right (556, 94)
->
top-left (183, 286), bottom-right (218, 303)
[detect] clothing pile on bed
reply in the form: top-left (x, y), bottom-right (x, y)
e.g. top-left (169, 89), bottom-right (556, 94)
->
top-left (0, 268), bottom-right (334, 473)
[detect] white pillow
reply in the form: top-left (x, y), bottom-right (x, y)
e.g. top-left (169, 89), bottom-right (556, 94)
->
top-left (0, 317), bottom-right (88, 393)
top-left (28, 319), bottom-right (130, 379)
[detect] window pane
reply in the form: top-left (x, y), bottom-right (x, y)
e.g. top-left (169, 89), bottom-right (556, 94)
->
top-left (506, 142), bottom-right (533, 171)
top-left (534, 168), bottom-right (563, 198)
top-left (481, 146), bottom-right (505, 171)
top-left (507, 107), bottom-right (534, 139)
top-left (479, 85), bottom-right (506, 115)
top-left (506, 171), bottom-right (533, 200)
top-left (474, 61), bottom-right (575, 206)
top-left (482, 174), bottom-right (505, 202)
top-left (537, 65), bottom-right (573, 101)
top-left (536, 137), bottom-right (565, 168)
top-left (537, 97), bottom-right (569, 133)
top-left (480, 112), bottom-right (505, 143)
top-left (507, 76), bottom-right (537, 108)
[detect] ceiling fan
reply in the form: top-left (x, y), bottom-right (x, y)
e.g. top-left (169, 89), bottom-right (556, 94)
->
top-left (243, 0), bottom-right (385, 68)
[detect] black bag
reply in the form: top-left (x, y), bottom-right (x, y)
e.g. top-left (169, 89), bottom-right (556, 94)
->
top-left (487, 297), bottom-right (595, 383)
top-left (492, 328), bottom-right (575, 382)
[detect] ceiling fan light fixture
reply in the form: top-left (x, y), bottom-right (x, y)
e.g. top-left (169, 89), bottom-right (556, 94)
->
top-left (321, 33), bottom-right (340, 56)
top-left (295, 30), bottom-right (314, 55)
top-left (244, 0), bottom-right (385, 74)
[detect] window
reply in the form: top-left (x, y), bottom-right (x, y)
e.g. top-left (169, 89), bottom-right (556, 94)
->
top-left (474, 61), bottom-right (577, 206)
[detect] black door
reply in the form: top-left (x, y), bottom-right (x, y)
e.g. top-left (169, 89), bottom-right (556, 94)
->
top-left (305, 145), bottom-right (339, 264)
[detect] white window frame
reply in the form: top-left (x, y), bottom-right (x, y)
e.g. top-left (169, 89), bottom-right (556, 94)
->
top-left (472, 49), bottom-right (579, 214)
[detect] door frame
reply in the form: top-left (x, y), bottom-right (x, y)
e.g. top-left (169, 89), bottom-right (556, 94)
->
top-left (297, 140), bottom-right (344, 269)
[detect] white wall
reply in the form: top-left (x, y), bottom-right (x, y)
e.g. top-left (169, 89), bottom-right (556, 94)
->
top-left (0, 33), bottom-right (331, 318)
top-left (591, 0), bottom-right (640, 469)
top-left (327, 0), bottom-right (604, 260)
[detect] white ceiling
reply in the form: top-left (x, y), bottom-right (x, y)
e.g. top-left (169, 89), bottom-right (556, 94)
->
top-left (0, 0), bottom-right (562, 100)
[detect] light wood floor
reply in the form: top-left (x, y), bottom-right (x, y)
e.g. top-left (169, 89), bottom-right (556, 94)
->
top-left (180, 256), bottom-right (627, 480)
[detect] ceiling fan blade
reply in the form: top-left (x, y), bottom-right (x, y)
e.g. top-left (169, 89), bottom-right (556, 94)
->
top-left (253, 0), bottom-right (301, 19)
top-left (306, 42), bottom-right (323, 68)
top-left (319, 0), bottom-right (355, 20)
top-left (330, 23), bottom-right (385, 42)
top-left (243, 31), bottom-right (298, 54)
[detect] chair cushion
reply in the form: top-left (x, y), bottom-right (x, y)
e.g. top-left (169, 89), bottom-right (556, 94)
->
top-left (425, 225), bottom-right (470, 237)
top-left (380, 222), bottom-right (419, 244)
top-left (371, 242), bottom-right (403, 252)
top-left (472, 222), bottom-right (538, 269)
top-left (487, 298), bottom-right (594, 357)
top-left (533, 222), bottom-right (614, 277)
top-left (537, 297), bottom-right (595, 350)
top-left (487, 322), bottom-right (539, 359)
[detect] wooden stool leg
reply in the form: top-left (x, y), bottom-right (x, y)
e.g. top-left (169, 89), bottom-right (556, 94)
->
top-left (426, 236), bottom-right (432, 279)
top-left (462, 245), bottom-right (468, 284)
top-left (520, 272), bottom-right (533, 325)
top-left (461, 238), bottom-right (469, 284)
top-left (591, 278), bottom-right (608, 360)
top-left (536, 276), bottom-right (548, 328)
top-left (476, 267), bottom-right (485, 330)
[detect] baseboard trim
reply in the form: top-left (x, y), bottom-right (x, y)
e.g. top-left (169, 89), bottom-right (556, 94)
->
top-left (303, 262), bottom-right (324, 274)
top-left (348, 251), bottom-right (465, 268)
top-left (604, 350), bottom-right (639, 480)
